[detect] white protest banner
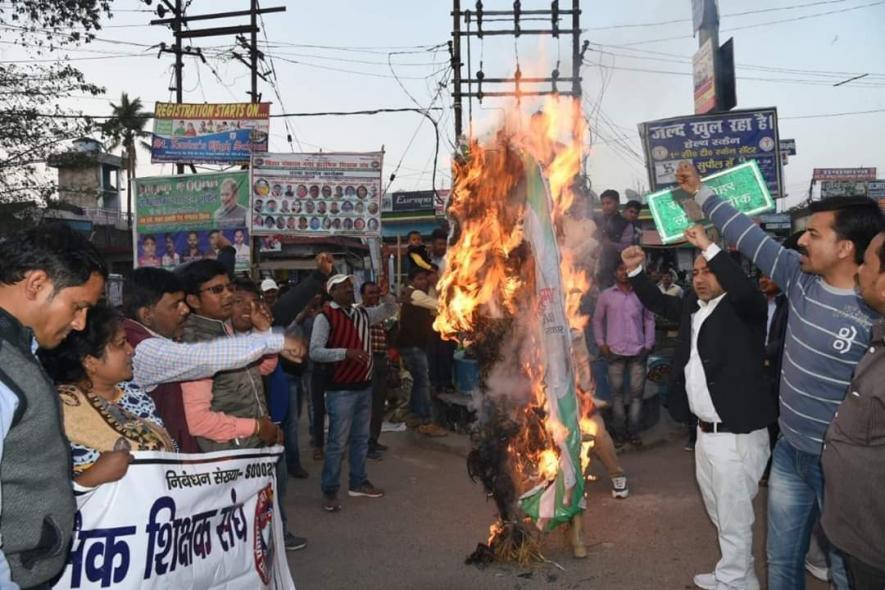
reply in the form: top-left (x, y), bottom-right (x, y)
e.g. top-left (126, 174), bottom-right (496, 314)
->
top-left (53, 447), bottom-right (295, 590)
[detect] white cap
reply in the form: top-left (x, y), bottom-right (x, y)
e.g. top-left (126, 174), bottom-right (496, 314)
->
top-left (325, 274), bottom-right (352, 292)
top-left (260, 278), bottom-right (279, 292)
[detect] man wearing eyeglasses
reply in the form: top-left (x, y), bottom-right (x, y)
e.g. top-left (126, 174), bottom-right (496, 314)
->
top-left (176, 259), bottom-right (288, 451)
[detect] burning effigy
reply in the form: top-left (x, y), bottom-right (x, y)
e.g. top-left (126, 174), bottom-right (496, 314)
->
top-left (434, 98), bottom-right (600, 566)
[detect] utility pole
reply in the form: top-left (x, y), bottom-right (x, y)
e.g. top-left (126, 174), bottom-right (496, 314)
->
top-left (148, 1), bottom-right (286, 132)
top-left (449, 0), bottom-right (589, 140)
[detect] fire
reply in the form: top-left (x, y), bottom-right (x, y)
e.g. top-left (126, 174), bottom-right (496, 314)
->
top-left (440, 93), bottom-right (603, 560)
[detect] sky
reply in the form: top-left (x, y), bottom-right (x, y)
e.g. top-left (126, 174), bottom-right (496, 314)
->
top-left (7, 0), bottom-right (885, 210)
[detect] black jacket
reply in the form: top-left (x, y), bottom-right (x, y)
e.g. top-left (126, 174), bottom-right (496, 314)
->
top-left (629, 251), bottom-right (777, 433)
top-left (272, 269), bottom-right (329, 328)
top-left (764, 293), bottom-right (788, 399)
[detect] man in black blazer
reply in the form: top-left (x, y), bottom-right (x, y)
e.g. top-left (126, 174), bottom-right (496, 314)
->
top-left (621, 226), bottom-right (777, 590)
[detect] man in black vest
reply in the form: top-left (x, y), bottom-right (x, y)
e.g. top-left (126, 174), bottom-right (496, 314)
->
top-left (0, 225), bottom-right (108, 589)
top-left (621, 225), bottom-right (777, 590)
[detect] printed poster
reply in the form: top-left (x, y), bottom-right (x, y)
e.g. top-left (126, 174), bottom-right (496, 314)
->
top-left (250, 152), bottom-right (383, 238)
top-left (134, 171), bottom-right (251, 272)
top-left (646, 160), bottom-right (775, 244)
top-left (151, 102), bottom-right (270, 165)
top-left (53, 447), bottom-right (295, 590)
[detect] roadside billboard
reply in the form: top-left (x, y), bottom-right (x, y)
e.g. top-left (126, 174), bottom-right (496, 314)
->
top-left (639, 107), bottom-right (782, 198)
top-left (151, 102), bottom-right (270, 165)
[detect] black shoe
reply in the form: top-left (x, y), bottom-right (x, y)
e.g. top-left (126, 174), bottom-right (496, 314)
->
top-left (284, 533), bottom-right (307, 551)
top-left (628, 434), bottom-right (643, 447)
top-left (612, 432), bottom-right (626, 449)
top-left (366, 449), bottom-right (383, 462)
top-left (369, 441), bottom-right (389, 452)
top-left (288, 465), bottom-right (309, 479)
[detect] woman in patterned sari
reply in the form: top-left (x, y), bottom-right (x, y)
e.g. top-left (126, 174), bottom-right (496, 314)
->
top-left (39, 302), bottom-right (175, 488)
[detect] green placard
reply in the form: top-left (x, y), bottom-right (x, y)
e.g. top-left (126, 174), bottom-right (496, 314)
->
top-left (646, 160), bottom-right (774, 244)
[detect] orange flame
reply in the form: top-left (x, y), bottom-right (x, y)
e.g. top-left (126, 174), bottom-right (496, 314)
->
top-left (435, 94), bottom-right (599, 530)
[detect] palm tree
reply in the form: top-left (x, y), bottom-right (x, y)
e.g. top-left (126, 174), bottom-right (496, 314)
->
top-left (102, 93), bottom-right (151, 226)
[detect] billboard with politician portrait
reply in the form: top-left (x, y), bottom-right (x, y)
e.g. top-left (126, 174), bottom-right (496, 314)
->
top-left (134, 171), bottom-right (251, 272)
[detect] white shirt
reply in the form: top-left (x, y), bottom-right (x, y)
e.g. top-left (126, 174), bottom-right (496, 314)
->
top-left (685, 291), bottom-right (726, 423)
top-left (658, 283), bottom-right (683, 297)
top-left (683, 243), bottom-right (726, 423)
top-left (765, 297), bottom-right (777, 345)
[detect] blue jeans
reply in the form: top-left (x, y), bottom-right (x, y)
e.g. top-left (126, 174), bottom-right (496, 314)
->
top-left (283, 373), bottom-right (303, 471)
top-left (320, 387), bottom-right (371, 496)
top-left (767, 437), bottom-right (848, 590)
top-left (400, 347), bottom-right (431, 421)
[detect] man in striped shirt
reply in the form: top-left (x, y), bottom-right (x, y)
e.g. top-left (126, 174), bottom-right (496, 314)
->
top-left (678, 162), bottom-right (882, 590)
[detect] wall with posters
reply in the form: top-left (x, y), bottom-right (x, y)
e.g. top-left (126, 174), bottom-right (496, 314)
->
top-left (151, 102), bottom-right (270, 165)
top-left (250, 152), bottom-right (383, 238)
top-left (639, 107), bottom-right (782, 198)
top-left (134, 171), bottom-right (251, 272)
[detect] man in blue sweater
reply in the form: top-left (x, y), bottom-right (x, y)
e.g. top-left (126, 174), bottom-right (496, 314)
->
top-left (676, 162), bottom-right (882, 590)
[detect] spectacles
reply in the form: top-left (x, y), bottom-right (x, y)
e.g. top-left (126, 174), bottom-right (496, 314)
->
top-left (200, 283), bottom-right (235, 295)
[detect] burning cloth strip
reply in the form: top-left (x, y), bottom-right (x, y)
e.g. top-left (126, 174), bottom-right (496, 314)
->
top-left (516, 154), bottom-right (586, 531)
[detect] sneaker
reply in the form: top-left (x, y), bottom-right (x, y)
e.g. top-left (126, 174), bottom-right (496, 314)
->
top-left (348, 480), bottom-right (385, 498)
top-left (692, 573), bottom-right (716, 590)
top-left (417, 423), bottom-right (448, 437)
top-left (322, 494), bottom-right (341, 512)
top-left (611, 476), bottom-right (629, 499)
top-left (312, 447), bottom-right (324, 461)
top-left (288, 465), bottom-right (309, 479)
top-left (628, 434), bottom-right (643, 447)
top-left (683, 438), bottom-right (696, 452)
top-left (366, 449), bottom-right (383, 462)
top-left (284, 533), bottom-right (307, 551)
top-left (612, 432), bottom-right (626, 449)
top-left (804, 559), bottom-right (830, 582)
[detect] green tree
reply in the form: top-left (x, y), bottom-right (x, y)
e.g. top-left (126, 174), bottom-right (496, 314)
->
top-left (101, 93), bottom-right (151, 226)
top-left (0, 0), bottom-right (111, 203)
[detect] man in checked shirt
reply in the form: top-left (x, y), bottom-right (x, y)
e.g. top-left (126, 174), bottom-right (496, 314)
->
top-left (122, 267), bottom-right (306, 452)
top-left (359, 280), bottom-right (393, 460)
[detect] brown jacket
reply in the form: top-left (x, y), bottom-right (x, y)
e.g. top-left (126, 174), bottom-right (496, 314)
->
top-left (822, 318), bottom-right (885, 571)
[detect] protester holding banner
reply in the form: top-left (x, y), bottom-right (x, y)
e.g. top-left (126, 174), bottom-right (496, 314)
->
top-left (177, 260), bottom-right (285, 452)
top-left (0, 224), bottom-right (106, 589)
top-left (676, 161), bottom-right (882, 590)
top-left (622, 225), bottom-right (776, 590)
top-left (38, 303), bottom-right (174, 485)
top-left (122, 268), bottom-right (306, 454)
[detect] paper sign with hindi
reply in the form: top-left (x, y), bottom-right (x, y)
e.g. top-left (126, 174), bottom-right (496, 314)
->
top-left (646, 160), bottom-right (774, 244)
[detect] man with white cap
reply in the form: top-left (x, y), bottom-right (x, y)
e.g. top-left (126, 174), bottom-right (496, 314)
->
top-left (260, 278), bottom-right (280, 309)
top-left (309, 273), bottom-right (397, 512)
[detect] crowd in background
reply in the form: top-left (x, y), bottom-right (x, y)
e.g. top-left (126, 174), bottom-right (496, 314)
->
top-left (0, 161), bottom-right (883, 589)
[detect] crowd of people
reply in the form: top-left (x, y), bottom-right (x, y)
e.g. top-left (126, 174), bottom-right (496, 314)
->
top-left (0, 161), bottom-right (883, 589)
top-left (0, 220), bottom-right (463, 589)
top-left (584, 163), bottom-right (884, 590)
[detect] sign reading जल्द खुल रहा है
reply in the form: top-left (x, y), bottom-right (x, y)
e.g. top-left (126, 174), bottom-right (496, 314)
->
top-left (639, 107), bottom-right (782, 199)
top-left (52, 447), bottom-right (295, 590)
top-left (151, 102), bottom-right (270, 165)
top-left (646, 160), bottom-right (775, 244)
